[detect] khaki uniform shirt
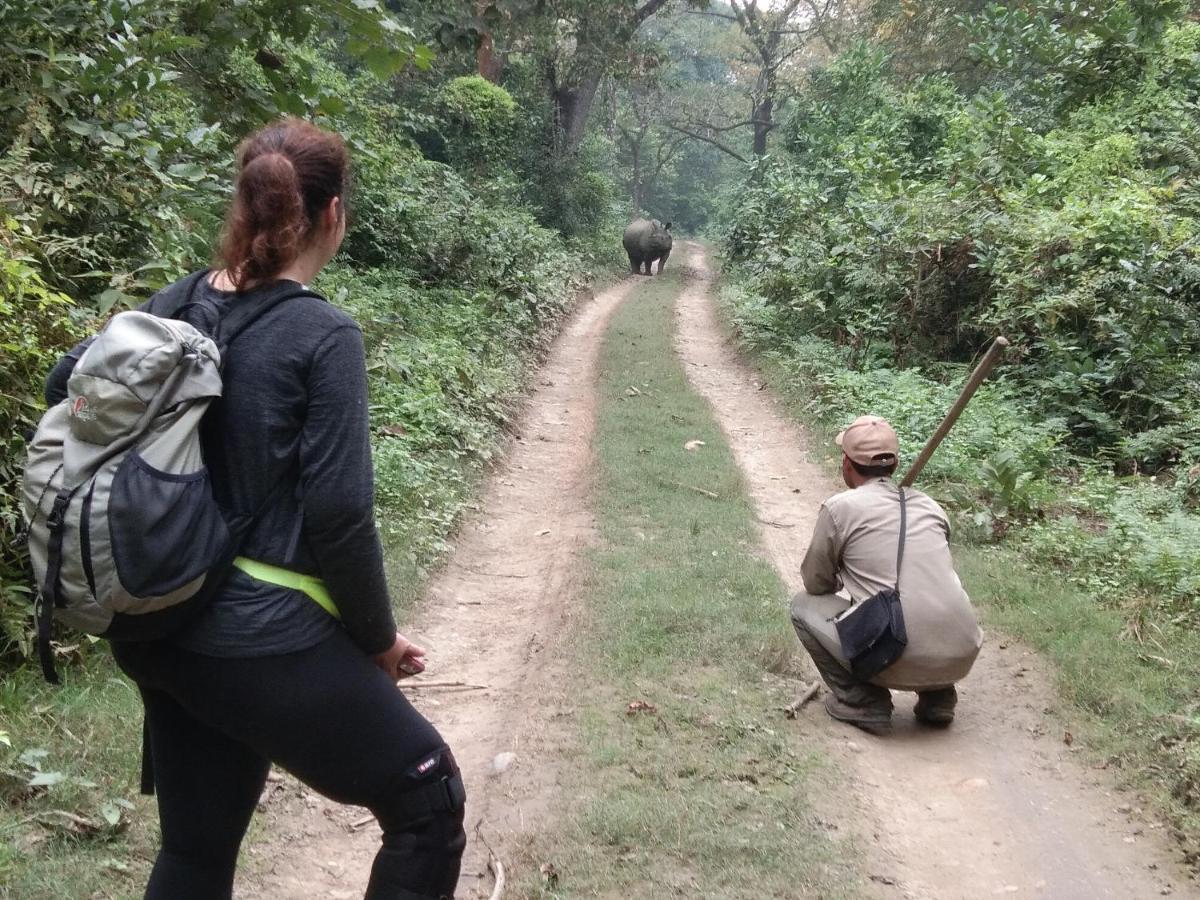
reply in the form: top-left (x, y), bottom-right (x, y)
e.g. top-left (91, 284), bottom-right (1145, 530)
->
top-left (801, 478), bottom-right (983, 689)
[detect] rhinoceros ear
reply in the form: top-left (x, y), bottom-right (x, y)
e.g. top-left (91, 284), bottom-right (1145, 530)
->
top-left (665, 221), bottom-right (672, 230)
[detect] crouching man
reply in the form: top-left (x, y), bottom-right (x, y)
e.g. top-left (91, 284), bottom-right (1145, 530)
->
top-left (791, 415), bottom-right (983, 731)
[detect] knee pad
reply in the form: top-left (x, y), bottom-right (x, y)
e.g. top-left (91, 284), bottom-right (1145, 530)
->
top-left (376, 745), bottom-right (466, 834)
top-left (369, 747), bottom-right (466, 899)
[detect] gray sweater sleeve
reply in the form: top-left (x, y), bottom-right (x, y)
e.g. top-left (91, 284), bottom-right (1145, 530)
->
top-left (299, 325), bottom-right (397, 655)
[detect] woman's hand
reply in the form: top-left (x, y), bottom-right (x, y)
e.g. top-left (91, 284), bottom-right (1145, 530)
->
top-left (374, 633), bottom-right (427, 681)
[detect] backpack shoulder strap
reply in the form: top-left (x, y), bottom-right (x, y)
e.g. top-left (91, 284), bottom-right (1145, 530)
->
top-left (149, 269), bottom-right (210, 319)
top-left (148, 271), bottom-right (325, 356)
top-left (214, 280), bottom-right (325, 356)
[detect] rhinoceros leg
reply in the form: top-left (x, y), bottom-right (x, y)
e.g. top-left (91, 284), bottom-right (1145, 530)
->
top-left (641, 259), bottom-right (652, 276)
top-left (656, 250), bottom-right (670, 274)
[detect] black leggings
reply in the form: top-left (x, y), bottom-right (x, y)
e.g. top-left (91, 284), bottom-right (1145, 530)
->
top-left (112, 630), bottom-right (466, 900)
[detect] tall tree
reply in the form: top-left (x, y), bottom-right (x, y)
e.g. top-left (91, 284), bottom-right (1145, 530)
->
top-left (726, 0), bottom-right (839, 155)
top-left (479, 0), bottom-right (694, 156)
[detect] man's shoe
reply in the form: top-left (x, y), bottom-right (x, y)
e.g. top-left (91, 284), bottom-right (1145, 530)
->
top-left (823, 694), bottom-right (892, 732)
top-left (914, 687), bottom-right (957, 726)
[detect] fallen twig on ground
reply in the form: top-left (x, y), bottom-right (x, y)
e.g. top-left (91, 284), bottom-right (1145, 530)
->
top-left (755, 515), bottom-right (795, 529)
top-left (474, 819), bottom-right (506, 900)
top-left (669, 480), bottom-right (719, 500)
top-left (783, 682), bottom-right (821, 718)
top-left (402, 680), bottom-right (489, 691)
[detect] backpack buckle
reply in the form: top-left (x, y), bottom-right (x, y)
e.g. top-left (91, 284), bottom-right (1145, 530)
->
top-left (45, 494), bottom-right (71, 531)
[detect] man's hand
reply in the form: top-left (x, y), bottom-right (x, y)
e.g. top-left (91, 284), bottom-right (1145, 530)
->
top-left (374, 632), bottom-right (427, 681)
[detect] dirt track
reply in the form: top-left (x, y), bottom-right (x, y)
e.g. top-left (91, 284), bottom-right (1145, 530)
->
top-left (244, 246), bottom-right (1194, 899)
top-left (242, 277), bottom-right (636, 899)
top-left (673, 242), bottom-right (1190, 899)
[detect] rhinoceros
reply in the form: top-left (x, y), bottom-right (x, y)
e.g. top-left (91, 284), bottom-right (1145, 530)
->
top-left (622, 218), bottom-right (673, 275)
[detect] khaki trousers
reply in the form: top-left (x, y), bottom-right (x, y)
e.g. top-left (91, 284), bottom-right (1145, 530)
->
top-left (789, 591), bottom-right (895, 712)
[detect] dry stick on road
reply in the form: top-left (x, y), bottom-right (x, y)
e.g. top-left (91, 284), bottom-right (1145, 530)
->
top-left (473, 820), bottom-right (506, 900)
top-left (900, 336), bottom-right (1010, 487)
top-left (783, 681), bottom-right (821, 719)
top-left (401, 681), bottom-right (490, 691)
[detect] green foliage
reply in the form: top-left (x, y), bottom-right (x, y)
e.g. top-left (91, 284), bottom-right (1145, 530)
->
top-left (727, 22), bottom-right (1200, 462)
top-left (320, 222), bottom-right (581, 581)
top-left (721, 8), bottom-right (1200, 639)
top-left (0, 232), bottom-right (82, 658)
top-left (436, 75), bottom-right (517, 173)
top-left (963, 0), bottom-right (1187, 108)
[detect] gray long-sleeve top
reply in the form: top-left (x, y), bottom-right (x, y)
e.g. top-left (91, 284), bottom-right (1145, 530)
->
top-left (45, 276), bottom-right (397, 657)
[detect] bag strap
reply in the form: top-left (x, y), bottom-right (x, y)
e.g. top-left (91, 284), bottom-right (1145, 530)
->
top-left (157, 270), bottom-right (324, 358)
top-left (213, 280), bottom-right (324, 357)
top-left (895, 486), bottom-right (907, 591)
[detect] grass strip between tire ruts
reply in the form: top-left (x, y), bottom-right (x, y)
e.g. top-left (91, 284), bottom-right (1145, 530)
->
top-left (515, 272), bottom-right (862, 899)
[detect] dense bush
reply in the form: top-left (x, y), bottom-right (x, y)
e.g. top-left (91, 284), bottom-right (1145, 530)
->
top-left (436, 75), bottom-right (517, 174)
top-left (0, 236), bottom-right (82, 655)
top-left (726, 24), bottom-right (1200, 466)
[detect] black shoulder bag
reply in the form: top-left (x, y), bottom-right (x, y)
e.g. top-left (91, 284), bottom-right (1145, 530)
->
top-left (834, 487), bottom-right (908, 680)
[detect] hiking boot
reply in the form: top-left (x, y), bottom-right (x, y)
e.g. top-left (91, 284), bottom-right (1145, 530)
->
top-left (914, 687), bottom-right (957, 726)
top-left (823, 694), bottom-right (892, 732)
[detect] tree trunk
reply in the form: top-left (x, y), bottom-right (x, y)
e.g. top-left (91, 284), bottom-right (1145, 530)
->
top-left (752, 97), bottom-right (772, 156)
top-left (476, 1), bottom-right (503, 82)
top-left (553, 70), bottom-right (604, 156)
top-left (632, 144), bottom-right (644, 212)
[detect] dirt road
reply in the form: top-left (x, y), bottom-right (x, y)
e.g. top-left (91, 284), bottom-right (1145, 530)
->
top-left (673, 242), bottom-right (1189, 899)
top-left (246, 246), bottom-right (1193, 899)
top-left (243, 277), bottom-right (637, 899)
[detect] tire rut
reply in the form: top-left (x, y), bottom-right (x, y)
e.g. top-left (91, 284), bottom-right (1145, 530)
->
top-left (672, 242), bottom-right (1191, 900)
top-left (242, 278), bottom-right (639, 899)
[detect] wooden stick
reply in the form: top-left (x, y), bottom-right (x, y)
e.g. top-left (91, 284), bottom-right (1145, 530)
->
top-left (487, 855), bottom-right (506, 900)
top-left (474, 819), bottom-right (507, 900)
top-left (784, 681), bottom-right (821, 718)
top-left (402, 680), bottom-right (489, 691)
top-left (900, 337), bottom-right (1010, 488)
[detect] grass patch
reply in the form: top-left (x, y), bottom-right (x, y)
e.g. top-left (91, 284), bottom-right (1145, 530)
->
top-left (0, 652), bottom-right (152, 899)
top-left (517, 273), bottom-right (861, 899)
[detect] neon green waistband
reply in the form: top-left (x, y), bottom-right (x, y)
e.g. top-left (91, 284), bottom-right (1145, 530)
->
top-left (232, 557), bottom-right (341, 620)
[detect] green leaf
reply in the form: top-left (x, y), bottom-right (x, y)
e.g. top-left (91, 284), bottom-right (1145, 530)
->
top-left (98, 288), bottom-right (127, 314)
top-left (318, 95), bottom-right (347, 116)
top-left (166, 163), bottom-right (206, 180)
top-left (362, 47), bottom-right (402, 79)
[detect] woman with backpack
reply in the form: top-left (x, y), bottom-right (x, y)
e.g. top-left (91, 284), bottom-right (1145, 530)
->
top-left (44, 119), bottom-right (466, 900)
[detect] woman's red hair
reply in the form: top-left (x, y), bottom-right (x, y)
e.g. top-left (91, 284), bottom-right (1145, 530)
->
top-left (219, 118), bottom-right (349, 291)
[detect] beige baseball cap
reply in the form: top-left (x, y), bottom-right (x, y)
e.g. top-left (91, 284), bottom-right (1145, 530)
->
top-left (836, 415), bottom-right (899, 466)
